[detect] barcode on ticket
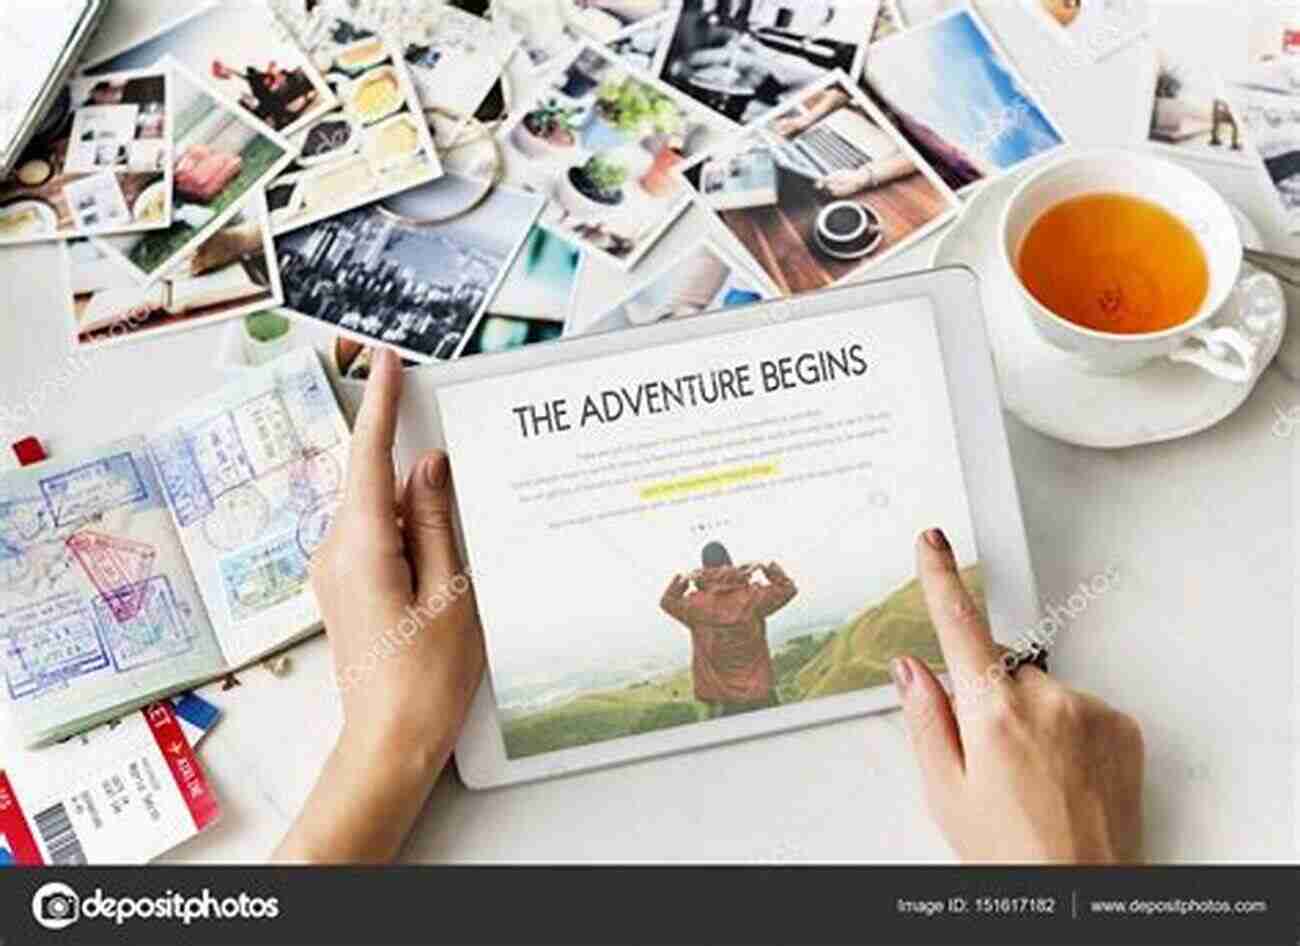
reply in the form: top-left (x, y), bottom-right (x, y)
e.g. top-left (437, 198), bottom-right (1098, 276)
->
top-left (33, 801), bottom-right (87, 865)
top-left (0, 702), bottom-right (219, 864)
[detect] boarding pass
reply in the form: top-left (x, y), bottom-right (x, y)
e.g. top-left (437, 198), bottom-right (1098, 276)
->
top-left (0, 701), bottom-right (219, 865)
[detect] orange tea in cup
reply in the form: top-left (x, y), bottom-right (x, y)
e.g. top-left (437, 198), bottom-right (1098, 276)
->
top-left (1015, 192), bottom-right (1210, 335)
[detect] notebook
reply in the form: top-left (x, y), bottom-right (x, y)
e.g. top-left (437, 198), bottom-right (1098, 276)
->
top-left (0, 1), bottom-right (108, 177)
top-left (0, 349), bottom-right (348, 745)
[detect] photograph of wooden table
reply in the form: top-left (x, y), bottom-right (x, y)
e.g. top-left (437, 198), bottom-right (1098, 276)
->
top-left (696, 79), bottom-right (958, 296)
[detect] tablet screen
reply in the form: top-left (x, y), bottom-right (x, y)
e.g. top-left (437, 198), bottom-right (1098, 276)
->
top-left (438, 294), bottom-right (979, 761)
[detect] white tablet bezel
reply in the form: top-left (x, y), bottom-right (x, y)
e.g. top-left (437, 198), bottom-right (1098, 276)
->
top-left (396, 267), bottom-right (1039, 790)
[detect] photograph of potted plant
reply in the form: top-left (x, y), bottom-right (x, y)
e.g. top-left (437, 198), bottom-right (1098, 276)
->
top-left (558, 154), bottom-right (628, 215)
top-left (512, 98), bottom-right (582, 158)
top-left (584, 76), bottom-right (683, 151)
top-left (501, 43), bottom-right (714, 268)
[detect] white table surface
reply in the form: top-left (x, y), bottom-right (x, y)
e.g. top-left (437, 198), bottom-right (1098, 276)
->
top-left (0, 0), bottom-right (1294, 864)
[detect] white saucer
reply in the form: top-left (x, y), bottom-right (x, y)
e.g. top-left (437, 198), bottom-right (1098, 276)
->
top-left (931, 170), bottom-right (1288, 449)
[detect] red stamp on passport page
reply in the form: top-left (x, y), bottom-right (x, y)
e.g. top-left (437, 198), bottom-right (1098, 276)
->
top-left (65, 530), bottom-right (158, 622)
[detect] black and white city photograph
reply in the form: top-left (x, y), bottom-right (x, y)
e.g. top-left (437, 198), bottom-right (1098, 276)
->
top-left (273, 173), bottom-right (544, 362)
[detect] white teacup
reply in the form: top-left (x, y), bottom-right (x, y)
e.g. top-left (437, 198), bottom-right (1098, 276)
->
top-left (1000, 149), bottom-right (1255, 381)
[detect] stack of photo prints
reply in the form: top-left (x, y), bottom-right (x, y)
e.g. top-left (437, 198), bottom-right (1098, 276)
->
top-left (4, 0), bottom-right (1292, 375)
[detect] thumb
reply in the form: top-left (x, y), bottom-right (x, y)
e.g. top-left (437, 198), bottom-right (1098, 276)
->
top-left (400, 451), bottom-right (464, 591)
top-left (891, 656), bottom-right (964, 807)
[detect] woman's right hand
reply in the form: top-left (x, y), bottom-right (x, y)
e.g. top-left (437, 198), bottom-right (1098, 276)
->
top-left (893, 529), bottom-right (1145, 863)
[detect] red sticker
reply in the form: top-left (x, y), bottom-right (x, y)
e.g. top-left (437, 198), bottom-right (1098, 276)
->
top-left (11, 438), bottom-right (46, 467)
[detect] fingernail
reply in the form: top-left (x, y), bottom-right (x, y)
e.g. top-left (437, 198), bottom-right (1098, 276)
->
top-left (924, 528), bottom-right (950, 552)
top-left (890, 657), bottom-right (914, 692)
top-left (424, 453), bottom-right (449, 490)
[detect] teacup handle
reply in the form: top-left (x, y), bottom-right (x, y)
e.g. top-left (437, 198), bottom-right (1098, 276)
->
top-left (1167, 326), bottom-right (1258, 384)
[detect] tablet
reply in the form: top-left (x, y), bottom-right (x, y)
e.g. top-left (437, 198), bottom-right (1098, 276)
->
top-left (397, 267), bottom-right (1038, 790)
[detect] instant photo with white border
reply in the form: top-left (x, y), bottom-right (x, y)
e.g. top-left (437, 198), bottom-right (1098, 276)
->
top-left (274, 173), bottom-right (545, 364)
top-left (66, 191), bottom-right (283, 351)
top-left (865, 2), bottom-right (1067, 195)
top-left (652, 0), bottom-right (878, 127)
top-left (0, 66), bottom-right (174, 245)
top-left (1017, 0), bottom-right (1152, 63)
top-left (81, 1), bottom-right (337, 141)
top-left (264, 35), bottom-right (443, 237)
top-left (94, 56), bottom-right (295, 287)
top-left (565, 0), bottom-right (676, 44)
top-left (1136, 48), bottom-right (1256, 169)
top-left (678, 71), bottom-right (961, 295)
top-left (499, 39), bottom-right (729, 272)
top-left (565, 237), bottom-right (778, 336)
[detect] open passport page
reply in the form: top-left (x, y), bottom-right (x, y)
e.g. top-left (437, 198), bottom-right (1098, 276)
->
top-left (0, 349), bottom-right (348, 745)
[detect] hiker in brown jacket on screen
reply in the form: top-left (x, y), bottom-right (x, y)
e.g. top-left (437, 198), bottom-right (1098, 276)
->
top-left (659, 541), bottom-right (798, 718)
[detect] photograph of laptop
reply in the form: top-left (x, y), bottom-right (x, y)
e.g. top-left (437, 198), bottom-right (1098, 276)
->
top-left (772, 104), bottom-right (903, 180)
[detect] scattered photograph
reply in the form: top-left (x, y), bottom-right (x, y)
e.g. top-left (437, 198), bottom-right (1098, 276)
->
top-left (67, 192), bottom-right (282, 350)
top-left (864, 6), bottom-right (1066, 192)
top-left (1142, 50), bottom-right (1253, 167)
top-left (488, 225), bottom-right (583, 323)
top-left (501, 42), bottom-right (723, 269)
top-left (64, 170), bottom-right (132, 230)
top-left (871, 0), bottom-right (904, 42)
top-left (567, 240), bottom-right (772, 336)
top-left (255, 14), bottom-right (442, 235)
top-left (689, 131), bottom-right (778, 210)
top-left (97, 58), bottom-right (294, 284)
top-left (331, 309), bottom-right (570, 383)
top-left (1225, 72), bottom-right (1300, 233)
top-left (462, 314), bottom-right (567, 356)
top-left (1248, 2), bottom-right (1300, 62)
top-left (492, 0), bottom-right (583, 72)
top-left (684, 74), bottom-right (960, 295)
top-left (0, 68), bottom-right (171, 244)
top-left (275, 173), bottom-right (545, 363)
top-left (81, 3), bottom-right (335, 139)
top-left (64, 101), bottom-right (143, 174)
top-left (271, 1), bottom-right (518, 147)
top-left (324, 224), bottom-right (580, 380)
top-left (397, 5), bottom-right (520, 144)
top-left (607, 12), bottom-right (674, 73)
top-left (564, 0), bottom-right (673, 41)
top-left (654, 0), bottom-right (878, 125)
top-left (1018, 0), bottom-right (1151, 62)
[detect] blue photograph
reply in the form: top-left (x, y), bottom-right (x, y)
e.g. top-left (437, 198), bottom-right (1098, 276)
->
top-left (865, 7), bottom-right (1065, 190)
